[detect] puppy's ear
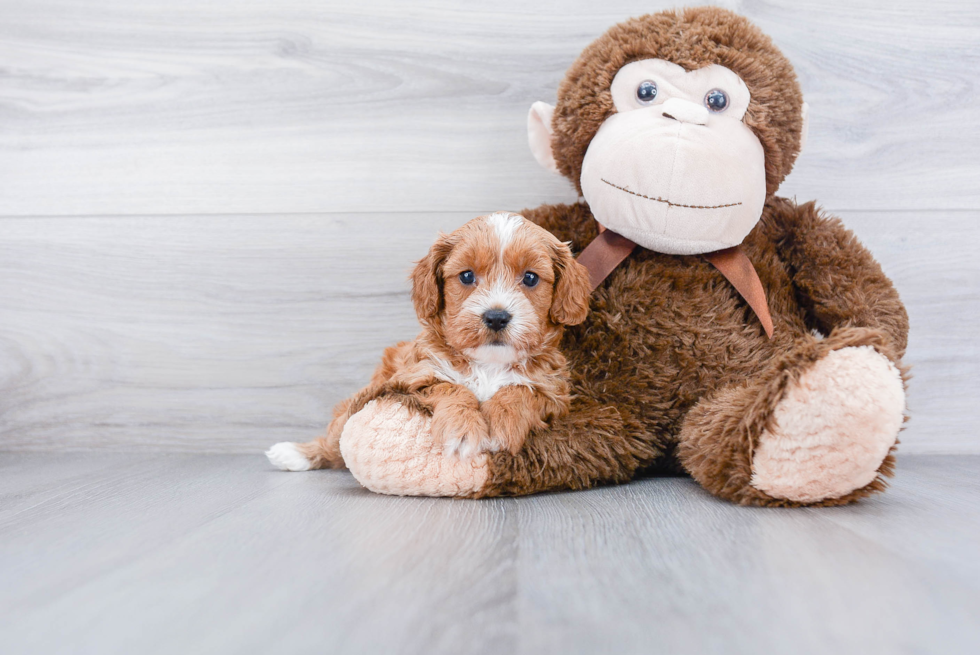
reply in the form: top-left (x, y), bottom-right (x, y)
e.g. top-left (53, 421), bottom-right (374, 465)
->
top-left (549, 241), bottom-right (591, 325)
top-left (411, 233), bottom-right (456, 320)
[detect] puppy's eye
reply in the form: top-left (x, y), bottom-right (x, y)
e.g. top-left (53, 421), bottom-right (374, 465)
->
top-left (458, 270), bottom-right (475, 285)
top-left (522, 271), bottom-right (539, 288)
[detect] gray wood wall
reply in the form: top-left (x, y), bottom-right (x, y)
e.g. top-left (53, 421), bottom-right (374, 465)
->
top-left (1, 0), bottom-right (978, 453)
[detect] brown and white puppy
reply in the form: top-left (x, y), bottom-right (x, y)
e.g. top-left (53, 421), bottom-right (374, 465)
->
top-left (266, 212), bottom-right (591, 471)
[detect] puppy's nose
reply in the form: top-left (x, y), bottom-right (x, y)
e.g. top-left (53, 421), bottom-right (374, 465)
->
top-left (482, 309), bottom-right (512, 332)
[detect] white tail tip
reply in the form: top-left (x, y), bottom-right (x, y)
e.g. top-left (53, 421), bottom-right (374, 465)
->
top-left (265, 442), bottom-right (312, 471)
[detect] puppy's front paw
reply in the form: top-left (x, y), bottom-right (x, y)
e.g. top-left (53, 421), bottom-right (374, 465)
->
top-left (486, 419), bottom-right (530, 456)
top-left (431, 407), bottom-right (490, 459)
top-left (482, 403), bottom-right (537, 456)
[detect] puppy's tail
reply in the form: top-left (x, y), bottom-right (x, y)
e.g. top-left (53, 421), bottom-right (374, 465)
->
top-left (265, 437), bottom-right (344, 471)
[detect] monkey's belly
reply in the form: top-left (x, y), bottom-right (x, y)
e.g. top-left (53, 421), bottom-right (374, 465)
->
top-left (563, 255), bottom-right (794, 438)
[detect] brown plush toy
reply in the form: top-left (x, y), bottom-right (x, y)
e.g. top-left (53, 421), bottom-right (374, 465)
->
top-left (280, 7), bottom-right (910, 506)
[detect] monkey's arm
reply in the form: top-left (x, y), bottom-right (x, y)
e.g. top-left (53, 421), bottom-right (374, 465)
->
top-left (473, 396), bottom-right (661, 497)
top-left (520, 202), bottom-right (599, 253)
top-left (764, 197), bottom-right (909, 357)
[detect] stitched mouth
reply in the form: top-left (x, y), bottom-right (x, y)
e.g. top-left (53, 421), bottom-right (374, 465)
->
top-left (600, 178), bottom-right (742, 210)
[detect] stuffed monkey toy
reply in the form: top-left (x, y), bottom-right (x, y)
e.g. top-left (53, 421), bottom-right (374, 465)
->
top-left (287, 6), bottom-right (910, 506)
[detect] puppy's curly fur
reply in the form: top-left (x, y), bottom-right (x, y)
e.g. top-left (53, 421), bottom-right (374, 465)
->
top-left (283, 212), bottom-right (591, 469)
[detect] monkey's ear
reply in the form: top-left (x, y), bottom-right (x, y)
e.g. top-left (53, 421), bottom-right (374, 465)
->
top-left (411, 234), bottom-right (455, 321)
top-left (799, 101), bottom-right (809, 153)
top-left (528, 101), bottom-right (559, 174)
top-left (549, 241), bottom-right (591, 326)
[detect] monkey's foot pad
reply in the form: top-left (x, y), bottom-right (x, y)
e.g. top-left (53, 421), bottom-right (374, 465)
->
top-left (751, 345), bottom-right (905, 502)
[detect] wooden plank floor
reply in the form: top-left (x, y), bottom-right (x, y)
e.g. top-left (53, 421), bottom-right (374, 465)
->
top-left (2, 453), bottom-right (978, 654)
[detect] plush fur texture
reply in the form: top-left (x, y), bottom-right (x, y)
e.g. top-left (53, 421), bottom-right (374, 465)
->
top-left (474, 199), bottom-right (909, 506)
top-left (455, 8), bottom-right (909, 505)
top-left (269, 213), bottom-right (592, 474)
top-left (291, 7), bottom-right (910, 507)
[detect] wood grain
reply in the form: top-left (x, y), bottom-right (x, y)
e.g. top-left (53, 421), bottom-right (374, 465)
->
top-left (0, 0), bottom-right (977, 216)
top-left (1, 0), bottom-right (976, 454)
top-left (513, 459), bottom-right (980, 655)
top-left (0, 212), bottom-right (469, 451)
top-left (1, 452), bottom-right (978, 654)
top-left (0, 210), bottom-right (975, 453)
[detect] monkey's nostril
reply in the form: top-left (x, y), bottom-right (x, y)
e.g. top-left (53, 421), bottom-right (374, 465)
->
top-left (482, 309), bottom-right (512, 332)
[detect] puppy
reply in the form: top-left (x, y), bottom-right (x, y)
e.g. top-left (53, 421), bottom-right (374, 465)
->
top-left (267, 212), bottom-right (591, 471)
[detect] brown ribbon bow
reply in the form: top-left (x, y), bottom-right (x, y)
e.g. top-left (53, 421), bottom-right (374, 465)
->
top-left (575, 227), bottom-right (774, 339)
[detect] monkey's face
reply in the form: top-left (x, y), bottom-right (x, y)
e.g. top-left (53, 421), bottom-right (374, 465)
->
top-left (579, 59), bottom-right (767, 255)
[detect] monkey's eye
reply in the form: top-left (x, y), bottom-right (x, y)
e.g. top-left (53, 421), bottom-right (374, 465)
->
top-left (458, 270), bottom-right (475, 285)
top-left (705, 89), bottom-right (729, 112)
top-left (636, 80), bottom-right (658, 104)
top-left (522, 271), bottom-right (539, 288)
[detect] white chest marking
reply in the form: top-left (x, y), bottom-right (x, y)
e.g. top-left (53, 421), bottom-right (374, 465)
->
top-left (432, 357), bottom-right (533, 402)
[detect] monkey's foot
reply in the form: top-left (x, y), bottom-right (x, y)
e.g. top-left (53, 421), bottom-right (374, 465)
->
top-left (340, 398), bottom-right (490, 497)
top-left (750, 345), bottom-right (905, 503)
